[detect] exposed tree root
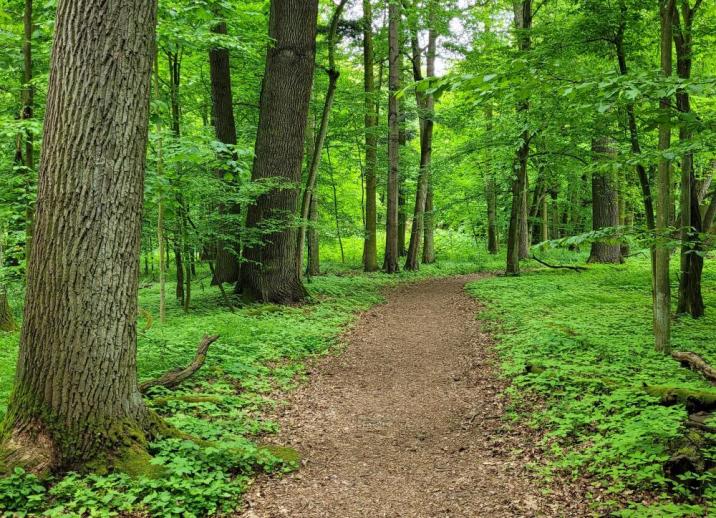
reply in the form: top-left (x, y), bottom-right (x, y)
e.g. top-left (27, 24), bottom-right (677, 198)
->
top-left (139, 335), bottom-right (219, 394)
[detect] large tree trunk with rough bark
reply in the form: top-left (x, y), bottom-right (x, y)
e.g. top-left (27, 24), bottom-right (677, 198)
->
top-left (506, 0), bottom-right (531, 275)
top-left (209, 20), bottom-right (241, 286)
top-left (674, 0), bottom-right (704, 318)
top-left (405, 7), bottom-right (436, 272)
top-left (362, 0), bottom-right (379, 272)
top-left (384, 0), bottom-right (401, 273)
top-left (589, 137), bottom-right (622, 264)
top-left (655, 0), bottom-right (675, 354)
top-left (0, 0), bottom-right (158, 473)
top-left (240, 0), bottom-right (318, 303)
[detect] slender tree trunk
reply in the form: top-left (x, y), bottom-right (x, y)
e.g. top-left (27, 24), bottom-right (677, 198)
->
top-left (240, 0), bottom-right (318, 303)
top-left (167, 50), bottom-right (187, 305)
top-left (655, 0), bottom-right (675, 354)
top-left (326, 144), bottom-right (345, 264)
top-left (588, 137), bottom-right (622, 263)
top-left (384, 0), bottom-right (401, 273)
top-left (174, 241), bottom-right (184, 304)
top-left (297, 0), bottom-right (348, 276)
top-left (423, 185), bottom-right (436, 263)
top-left (506, 0), bottom-right (532, 275)
top-left (519, 176), bottom-right (530, 258)
top-left (0, 288), bottom-right (16, 333)
top-left (20, 0), bottom-right (35, 262)
top-left (484, 106), bottom-right (499, 254)
top-left (541, 194), bottom-right (549, 243)
top-left (0, 0), bottom-right (158, 473)
top-left (405, 9), bottom-right (436, 271)
top-left (209, 20), bottom-right (241, 285)
top-left (615, 3), bottom-right (656, 232)
top-left (306, 193), bottom-right (320, 276)
top-left (154, 61), bottom-right (167, 324)
top-left (362, 0), bottom-right (379, 272)
top-left (674, 1), bottom-right (704, 318)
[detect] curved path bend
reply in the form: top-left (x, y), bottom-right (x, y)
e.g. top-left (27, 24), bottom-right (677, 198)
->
top-left (240, 275), bottom-right (585, 517)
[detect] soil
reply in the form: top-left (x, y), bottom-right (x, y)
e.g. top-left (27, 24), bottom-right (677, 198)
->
top-left (239, 275), bottom-right (589, 517)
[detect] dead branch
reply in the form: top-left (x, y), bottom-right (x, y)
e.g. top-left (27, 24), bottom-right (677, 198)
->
top-left (139, 335), bottom-right (219, 394)
top-left (672, 351), bottom-right (716, 385)
top-left (530, 255), bottom-right (587, 272)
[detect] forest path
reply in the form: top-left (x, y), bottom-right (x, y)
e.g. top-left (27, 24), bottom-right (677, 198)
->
top-left (239, 275), bottom-right (583, 517)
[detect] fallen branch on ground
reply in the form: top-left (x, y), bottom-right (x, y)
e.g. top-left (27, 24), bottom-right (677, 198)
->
top-left (139, 335), bottom-right (220, 394)
top-left (530, 255), bottom-right (587, 272)
top-left (671, 351), bottom-right (716, 385)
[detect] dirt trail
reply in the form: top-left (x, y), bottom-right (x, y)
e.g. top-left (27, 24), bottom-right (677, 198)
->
top-left (240, 275), bottom-right (585, 517)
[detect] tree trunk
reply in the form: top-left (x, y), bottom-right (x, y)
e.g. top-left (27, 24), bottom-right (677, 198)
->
top-left (362, 0), bottom-right (379, 273)
top-left (485, 106), bottom-right (499, 254)
top-left (384, 0), bottom-right (401, 273)
top-left (405, 8), bottom-right (436, 272)
top-left (615, 3), bottom-right (656, 232)
top-left (21, 0), bottom-right (35, 261)
top-left (0, 289), bottom-right (16, 332)
top-left (209, 20), bottom-right (241, 286)
top-left (588, 138), bottom-right (622, 264)
top-left (519, 176), bottom-right (530, 258)
top-left (0, 0), bottom-right (158, 473)
top-left (423, 185), bottom-right (436, 264)
top-left (674, 1), bottom-right (704, 318)
top-left (655, 0), bottom-right (675, 354)
top-left (153, 62), bottom-right (167, 325)
top-left (297, 0), bottom-right (347, 277)
top-left (306, 193), bottom-right (320, 276)
top-left (326, 143), bottom-right (345, 264)
top-left (240, 0), bottom-right (318, 303)
top-left (506, 0), bottom-right (532, 275)
top-left (174, 241), bottom-right (184, 304)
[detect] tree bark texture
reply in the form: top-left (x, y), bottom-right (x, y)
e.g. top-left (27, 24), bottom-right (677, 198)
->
top-left (506, 0), bottom-right (531, 275)
top-left (239, 0), bottom-right (318, 303)
top-left (384, 0), bottom-right (401, 273)
top-left (209, 20), bottom-right (241, 285)
top-left (655, 0), bottom-right (675, 353)
top-left (422, 184), bottom-right (436, 264)
top-left (588, 138), bottom-right (622, 264)
top-left (405, 9), bottom-right (436, 272)
top-left (1, 0), bottom-right (158, 473)
top-left (362, 0), bottom-right (379, 272)
top-left (306, 193), bottom-right (320, 277)
top-left (674, 0), bottom-right (704, 318)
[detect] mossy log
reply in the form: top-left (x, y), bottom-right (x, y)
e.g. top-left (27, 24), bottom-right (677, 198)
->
top-left (643, 385), bottom-right (716, 413)
top-left (672, 351), bottom-right (716, 385)
top-left (139, 335), bottom-right (219, 393)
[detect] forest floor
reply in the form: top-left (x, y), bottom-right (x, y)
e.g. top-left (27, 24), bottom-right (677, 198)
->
top-left (239, 275), bottom-right (588, 518)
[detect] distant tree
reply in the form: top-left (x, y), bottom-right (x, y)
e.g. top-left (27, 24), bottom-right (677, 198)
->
top-left (589, 137), bottom-right (622, 264)
top-left (362, 0), bottom-right (379, 273)
top-left (209, 19), bottom-right (241, 285)
top-left (240, 0), bottom-right (319, 302)
top-left (384, 0), bottom-right (401, 274)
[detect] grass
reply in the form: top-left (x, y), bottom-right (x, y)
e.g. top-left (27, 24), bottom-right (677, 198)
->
top-left (467, 253), bottom-right (716, 517)
top-left (0, 233), bottom-right (499, 516)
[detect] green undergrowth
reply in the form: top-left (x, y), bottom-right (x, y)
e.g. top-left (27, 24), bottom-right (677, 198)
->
top-left (467, 253), bottom-right (716, 517)
top-left (0, 248), bottom-right (496, 516)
